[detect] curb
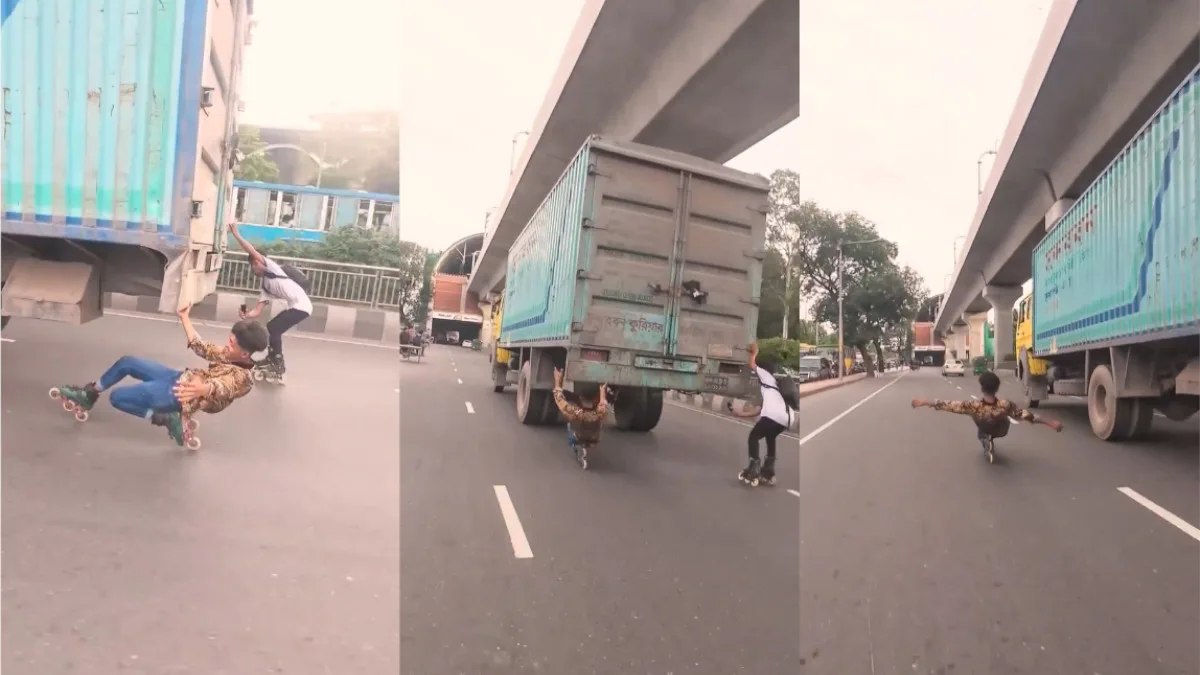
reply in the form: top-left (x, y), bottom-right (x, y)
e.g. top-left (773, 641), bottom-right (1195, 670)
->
top-left (103, 292), bottom-right (401, 344)
top-left (668, 370), bottom-right (903, 431)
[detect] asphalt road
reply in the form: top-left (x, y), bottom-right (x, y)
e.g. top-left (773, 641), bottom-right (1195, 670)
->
top-left (1, 313), bottom-right (400, 674)
top-left (401, 346), bottom-right (804, 674)
top-left (795, 366), bottom-right (1199, 675)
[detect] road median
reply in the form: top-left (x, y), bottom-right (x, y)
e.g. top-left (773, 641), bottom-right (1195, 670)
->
top-left (668, 371), bottom-right (879, 432)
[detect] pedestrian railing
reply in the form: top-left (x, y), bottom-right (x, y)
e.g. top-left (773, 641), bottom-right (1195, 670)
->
top-left (217, 252), bottom-right (405, 309)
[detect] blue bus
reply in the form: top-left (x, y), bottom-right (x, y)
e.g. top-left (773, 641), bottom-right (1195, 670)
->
top-left (232, 180), bottom-right (399, 245)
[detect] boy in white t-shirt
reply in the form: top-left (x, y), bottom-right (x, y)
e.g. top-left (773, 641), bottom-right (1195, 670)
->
top-left (229, 223), bottom-right (313, 375)
top-left (731, 342), bottom-right (795, 485)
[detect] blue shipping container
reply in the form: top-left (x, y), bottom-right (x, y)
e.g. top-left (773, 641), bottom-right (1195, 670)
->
top-left (1032, 66), bottom-right (1200, 355)
top-left (1, 0), bottom-right (247, 255)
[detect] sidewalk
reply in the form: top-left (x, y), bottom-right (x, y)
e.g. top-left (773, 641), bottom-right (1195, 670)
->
top-left (668, 368), bottom-right (902, 431)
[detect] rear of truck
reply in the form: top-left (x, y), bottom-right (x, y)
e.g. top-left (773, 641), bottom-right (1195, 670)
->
top-left (492, 136), bottom-right (769, 431)
top-left (1025, 65), bottom-right (1199, 440)
top-left (1, 0), bottom-right (250, 327)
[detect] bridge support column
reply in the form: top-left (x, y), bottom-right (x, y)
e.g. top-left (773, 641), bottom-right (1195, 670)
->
top-left (983, 284), bottom-right (1023, 369)
top-left (966, 313), bottom-right (989, 362)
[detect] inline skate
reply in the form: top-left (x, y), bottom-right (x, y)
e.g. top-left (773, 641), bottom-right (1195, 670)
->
top-left (151, 411), bottom-right (201, 451)
top-left (48, 383), bottom-right (100, 422)
top-left (738, 457), bottom-right (763, 486)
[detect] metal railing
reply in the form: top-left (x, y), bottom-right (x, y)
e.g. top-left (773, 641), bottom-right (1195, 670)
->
top-left (216, 252), bottom-right (405, 309)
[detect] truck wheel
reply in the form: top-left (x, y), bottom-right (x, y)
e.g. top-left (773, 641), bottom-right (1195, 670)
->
top-left (492, 364), bottom-right (508, 393)
top-left (1126, 399), bottom-right (1155, 440)
top-left (0, 316), bottom-right (8, 330)
top-left (516, 360), bottom-right (549, 425)
top-left (1087, 364), bottom-right (1135, 441)
top-left (614, 388), bottom-right (662, 432)
top-left (632, 389), bottom-right (663, 432)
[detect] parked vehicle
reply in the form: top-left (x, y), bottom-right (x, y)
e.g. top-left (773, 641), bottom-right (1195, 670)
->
top-left (489, 137), bottom-right (770, 431)
top-left (796, 356), bottom-right (832, 382)
top-left (1013, 67), bottom-right (1198, 441)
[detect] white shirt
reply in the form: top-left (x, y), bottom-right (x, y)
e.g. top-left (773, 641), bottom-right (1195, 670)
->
top-left (259, 257), bottom-right (313, 314)
top-left (756, 366), bottom-right (792, 427)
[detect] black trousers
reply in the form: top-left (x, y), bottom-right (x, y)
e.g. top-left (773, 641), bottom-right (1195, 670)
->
top-left (748, 417), bottom-right (788, 460)
top-left (266, 308), bottom-right (309, 359)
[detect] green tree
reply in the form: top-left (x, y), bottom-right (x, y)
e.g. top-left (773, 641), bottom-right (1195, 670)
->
top-left (233, 126), bottom-right (280, 182)
top-left (255, 227), bottom-right (428, 321)
top-left (790, 202), bottom-right (926, 375)
top-left (414, 252), bottom-right (439, 327)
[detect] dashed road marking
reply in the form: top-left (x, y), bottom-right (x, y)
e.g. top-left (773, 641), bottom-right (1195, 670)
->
top-left (1118, 487), bottom-right (1200, 541)
top-left (465, 401), bottom-right (475, 414)
top-left (457, 378), bottom-right (463, 384)
top-left (493, 485), bottom-right (534, 559)
top-left (0, 338), bottom-right (15, 343)
top-left (787, 489), bottom-right (801, 498)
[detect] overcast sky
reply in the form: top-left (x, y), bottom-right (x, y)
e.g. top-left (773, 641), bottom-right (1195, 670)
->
top-left (240, 0), bottom-right (1051, 297)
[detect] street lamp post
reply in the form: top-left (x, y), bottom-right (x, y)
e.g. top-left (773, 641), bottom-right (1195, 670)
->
top-left (510, 131), bottom-right (530, 174)
top-left (837, 237), bottom-right (883, 381)
top-left (977, 150), bottom-right (998, 196)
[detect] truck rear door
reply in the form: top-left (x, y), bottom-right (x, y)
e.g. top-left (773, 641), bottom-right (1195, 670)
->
top-left (580, 141), bottom-right (768, 392)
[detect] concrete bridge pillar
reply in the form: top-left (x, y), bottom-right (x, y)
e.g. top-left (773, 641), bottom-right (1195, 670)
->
top-left (984, 284), bottom-right (1023, 368)
top-left (966, 313), bottom-right (989, 362)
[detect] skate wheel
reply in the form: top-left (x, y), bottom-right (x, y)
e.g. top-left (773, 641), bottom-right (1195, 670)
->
top-left (49, 387), bottom-right (61, 399)
top-left (276, 374), bottom-right (286, 385)
top-left (578, 458), bottom-right (588, 470)
top-left (251, 368), bottom-right (265, 382)
top-left (74, 409), bottom-right (89, 422)
top-left (185, 437), bottom-right (202, 451)
top-left (62, 400), bottom-right (75, 412)
top-left (987, 451), bottom-right (994, 464)
top-left (186, 419), bottom-right (199, 432)
top-left (750, 478), bottom-right (759, 487)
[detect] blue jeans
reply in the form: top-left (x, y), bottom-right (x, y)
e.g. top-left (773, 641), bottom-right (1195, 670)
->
top-left (567, 424), bottom-right (577, 448)
top-left (99, 356), bottom-right (183, 419)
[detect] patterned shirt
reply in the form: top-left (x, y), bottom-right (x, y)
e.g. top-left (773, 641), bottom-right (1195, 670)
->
top-left (179, 338), bottom-right (255, 415)
top-left (553, 388), bottom-right (608, 444)
top-left (932, 397), bottom-right (1036, 432)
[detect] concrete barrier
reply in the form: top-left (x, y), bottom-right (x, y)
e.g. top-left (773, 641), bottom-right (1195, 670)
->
top-left (103, 292), bottom-right (402, 344)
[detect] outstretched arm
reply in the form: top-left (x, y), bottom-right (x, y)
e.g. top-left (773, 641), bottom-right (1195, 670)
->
top-left (1005, 401), bottom-right (1063, 431)
top-left (228, 222), bottom-right (264, 265)
top-left (748, 342), bottom-right (759, 370)
top-left (912, 398), bottom-right (977, 415)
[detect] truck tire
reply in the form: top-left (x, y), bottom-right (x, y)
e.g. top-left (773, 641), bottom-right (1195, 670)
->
top-left (614, 387), bottom-right (661, 432)
top-left (1018, 351), bottom-right (1039, 408)
top-left (0, 316), bottom-right (8, 330)
top-left (631, 389), bottom-right (663, 432)
top-left (492, 364), bottom-right (507, 393)
top-left (1126, 398), bottom-right (1155, 440)
top-left (1087, 364), bottom-right (1135, 441)
top-left (516, 360), bottom-right (550, 425)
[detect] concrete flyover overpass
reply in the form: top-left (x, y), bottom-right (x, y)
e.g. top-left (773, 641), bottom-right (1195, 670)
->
top-left (468, 0), bottom-right (799, 298)
top-left (935, 0), bottom-right (1199, 363)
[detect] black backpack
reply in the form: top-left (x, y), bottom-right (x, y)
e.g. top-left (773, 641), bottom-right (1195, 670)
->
top-left (264, 263), bottom-right (311, 294)
top-left (762, 375), bottom-right (799, 410)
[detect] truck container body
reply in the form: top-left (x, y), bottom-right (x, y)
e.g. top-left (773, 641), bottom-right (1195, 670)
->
top-left (1032, 66), bottom-right (1199, 355)
top-left (1, 0), bottom-right (251, 324)
top-left (498, 136), bottom-right (769, 398)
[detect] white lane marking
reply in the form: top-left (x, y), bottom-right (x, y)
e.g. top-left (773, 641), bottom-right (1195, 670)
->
top-left (465, 401), bottom-right (475, 414)
top-left (664, 401), bottom-right (800, 441)
top-left (1, 337), bottom-right (15, 343)
top-left (394, 388), bottom-right (400, 393)
top-left (493, 485), bottom-right (534, 559)
top-left (103, 311), bottom-right (395, 350)
top-left (1118, 487), bottom-right (1200, 542)
top-left (787, 489), bottom-right (801, 497)
top-left (797, 372), bottom-right (908, 448)
top-left (457, 378), bottom-right (463, 384)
